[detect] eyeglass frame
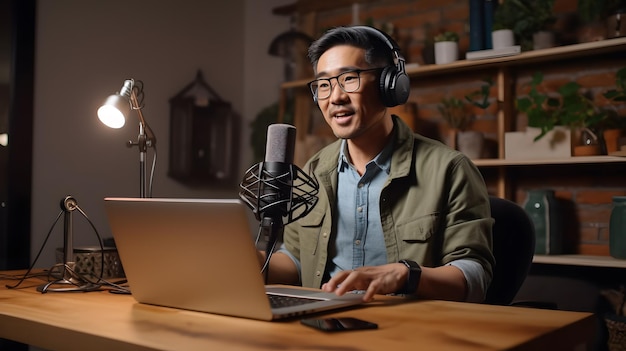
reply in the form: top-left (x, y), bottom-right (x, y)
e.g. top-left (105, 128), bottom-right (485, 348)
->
top-left (308, 67), bottom-right (382, 101)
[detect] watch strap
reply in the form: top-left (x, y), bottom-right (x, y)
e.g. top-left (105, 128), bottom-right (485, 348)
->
top-left (397, 259), bottom-right (421, 295)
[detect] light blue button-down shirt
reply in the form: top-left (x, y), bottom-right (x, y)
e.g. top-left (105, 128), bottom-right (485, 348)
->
top-left (326, 139), bottom-right (393, 277)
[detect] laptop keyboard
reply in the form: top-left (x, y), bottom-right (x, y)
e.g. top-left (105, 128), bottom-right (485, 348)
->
top-left (267, 294), bottom-right (323, 308)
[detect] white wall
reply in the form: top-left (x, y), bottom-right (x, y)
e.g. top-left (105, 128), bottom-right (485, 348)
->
top-left (31, 0), bottom-right (293, 267)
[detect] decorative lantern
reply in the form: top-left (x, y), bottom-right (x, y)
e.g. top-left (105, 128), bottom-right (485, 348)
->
top-left (168, 70), bottom-right (239, 186)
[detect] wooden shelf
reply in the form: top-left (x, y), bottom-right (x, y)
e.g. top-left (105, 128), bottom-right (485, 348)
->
top-left (280, 37), bottom-right (626, 90)
top-left (404, 36), bottom-right (626, 78)
top-left (533, 254), bottom-right (626, 268)
top-left (473, 155), bottom-right (626, 167)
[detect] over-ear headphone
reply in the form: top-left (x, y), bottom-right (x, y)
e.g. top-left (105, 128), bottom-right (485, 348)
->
top-left (353, 26), bottom-right (410, 107)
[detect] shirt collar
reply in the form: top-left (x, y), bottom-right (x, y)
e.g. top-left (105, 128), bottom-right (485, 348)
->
top-left (338, 140), bottom-right (350, 172)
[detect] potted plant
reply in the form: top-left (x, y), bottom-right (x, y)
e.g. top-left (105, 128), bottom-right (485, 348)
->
top-left (529, 0), bottom-right (557, 49)
top-left (492, 7), bottom-right (516, 49)
top-left (493, 0), bottom-right (556, 51)
top-left (438, 96), bottom-right (468, 150)
top-left (438, 79), bottom-right (493, 158)
top-left (578, 0), bottom-right (626, 40)
top-left (434, 31), bottom-right (459, 64)
top-left (516, 72), bottom-right (606, 155)
top-left (462, 78), bottom-right (494, 158)
top-left (601, 66), bottom-right (626, 153)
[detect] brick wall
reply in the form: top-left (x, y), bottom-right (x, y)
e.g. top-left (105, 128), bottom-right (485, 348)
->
top-left (292, 0), bottom-right (626, 255)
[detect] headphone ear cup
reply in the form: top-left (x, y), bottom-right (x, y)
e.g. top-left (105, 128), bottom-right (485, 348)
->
top-left (379, 66), bottom-right (397, 107)
top-left (394, 70), bottom-right (410, 106)
top-left (379, 65), bottom-right (410, 107)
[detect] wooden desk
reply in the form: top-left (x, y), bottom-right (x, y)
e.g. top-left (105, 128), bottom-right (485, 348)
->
top-left (0, 271), bottom-right (595, 351)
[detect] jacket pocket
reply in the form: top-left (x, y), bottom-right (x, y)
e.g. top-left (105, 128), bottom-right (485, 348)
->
top-left (396, 214), bottom-right (438, 243)
top-left (298, 208), bottom-right (326, 255)
top-left (298, 207), bottom-right (325, 227)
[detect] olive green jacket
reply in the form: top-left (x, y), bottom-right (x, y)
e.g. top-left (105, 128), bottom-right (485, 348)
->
top-left (283, 116), bottom-right (495, 289)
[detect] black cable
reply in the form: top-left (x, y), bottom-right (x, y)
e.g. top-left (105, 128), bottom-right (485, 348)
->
top-left (74, 204), bottom-right (105, 284)
top-left (5, 210), bottom-right (63, 289)
top-left (262, 239), bottom-right (279, 284)
top-left (0, 270), bottom-right (49, 282)
top-left (255, 222), bottom-right (275, 281)
top-left (148, 143), bottom-right (157, 197)
top-left (133, 80), bottom-right (145, 108)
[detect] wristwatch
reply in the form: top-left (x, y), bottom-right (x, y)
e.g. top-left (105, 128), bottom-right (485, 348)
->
top-left (397, 259), bottom-right (421, 295)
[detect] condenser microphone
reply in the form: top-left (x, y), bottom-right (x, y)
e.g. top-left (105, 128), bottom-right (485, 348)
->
top-left (239, 124), bottom-right (318, 225)
top-left (239, 124), bottom-right (319, 277)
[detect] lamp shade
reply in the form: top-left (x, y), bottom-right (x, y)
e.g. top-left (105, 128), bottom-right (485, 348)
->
top-left (97, 94), bottom-right (130, 129)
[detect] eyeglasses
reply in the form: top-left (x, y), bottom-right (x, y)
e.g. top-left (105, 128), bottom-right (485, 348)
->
top-left (308, 68), bottom-right (381, 101)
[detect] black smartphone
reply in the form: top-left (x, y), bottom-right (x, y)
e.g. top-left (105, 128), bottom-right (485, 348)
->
top-left (300, 317), bottom-right (378, 332)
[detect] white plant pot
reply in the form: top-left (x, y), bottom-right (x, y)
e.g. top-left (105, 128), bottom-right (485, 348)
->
top-left (434, 41), bottom-right (458, 64)
top-left (492, 29), bottom-right (515, 49)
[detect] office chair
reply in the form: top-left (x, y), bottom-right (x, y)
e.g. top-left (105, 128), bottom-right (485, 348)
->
top-left (483, 196), bottom-right (536, 305)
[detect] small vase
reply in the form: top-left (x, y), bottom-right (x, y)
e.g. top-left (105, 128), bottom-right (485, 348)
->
top-left (523, 189), bottom-right (562, 255)
top-left (533, 31), bottom-right (555, 50)
top-left (457, 131), bottom-right (484, 159)
top-left (603, 129), bottom-right (623, 154)
top-left (609, 196), bottom-right (626, 259)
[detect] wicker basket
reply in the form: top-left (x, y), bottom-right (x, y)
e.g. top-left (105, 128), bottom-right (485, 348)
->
top-left (56, 246), bottom-right (125, 279)
top-left (605, 314), bottom-right (626, 351)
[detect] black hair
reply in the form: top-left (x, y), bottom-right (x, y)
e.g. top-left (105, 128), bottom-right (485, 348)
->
top-left (308, 26), bottom-right (395, 74)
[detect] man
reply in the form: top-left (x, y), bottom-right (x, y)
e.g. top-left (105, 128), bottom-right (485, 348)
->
top-left (262, 25), bottom-right (494, 303)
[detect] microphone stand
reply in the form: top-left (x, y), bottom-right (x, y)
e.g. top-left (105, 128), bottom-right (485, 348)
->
top-left (260, 216), bottom-right (284, 282)
top-left (37, 197), bottom-right (100, 293)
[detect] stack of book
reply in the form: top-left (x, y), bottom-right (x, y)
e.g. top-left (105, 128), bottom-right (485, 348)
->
top-left (468, 0), bottom-right (496, 52)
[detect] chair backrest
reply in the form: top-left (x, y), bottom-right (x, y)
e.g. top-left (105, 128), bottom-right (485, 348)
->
top-left (484, 196), bottom-right (535, 305)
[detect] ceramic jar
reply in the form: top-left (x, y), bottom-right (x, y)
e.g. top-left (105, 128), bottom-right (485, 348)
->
top-left (523, 189), bottom-right (562, 255)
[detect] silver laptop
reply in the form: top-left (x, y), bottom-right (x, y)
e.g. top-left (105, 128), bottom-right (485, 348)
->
top-left (103, 197), bottom-right (365, 320)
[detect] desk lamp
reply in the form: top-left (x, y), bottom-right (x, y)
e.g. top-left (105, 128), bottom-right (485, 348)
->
top-left (98, 79), bottom-right (157, 198)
